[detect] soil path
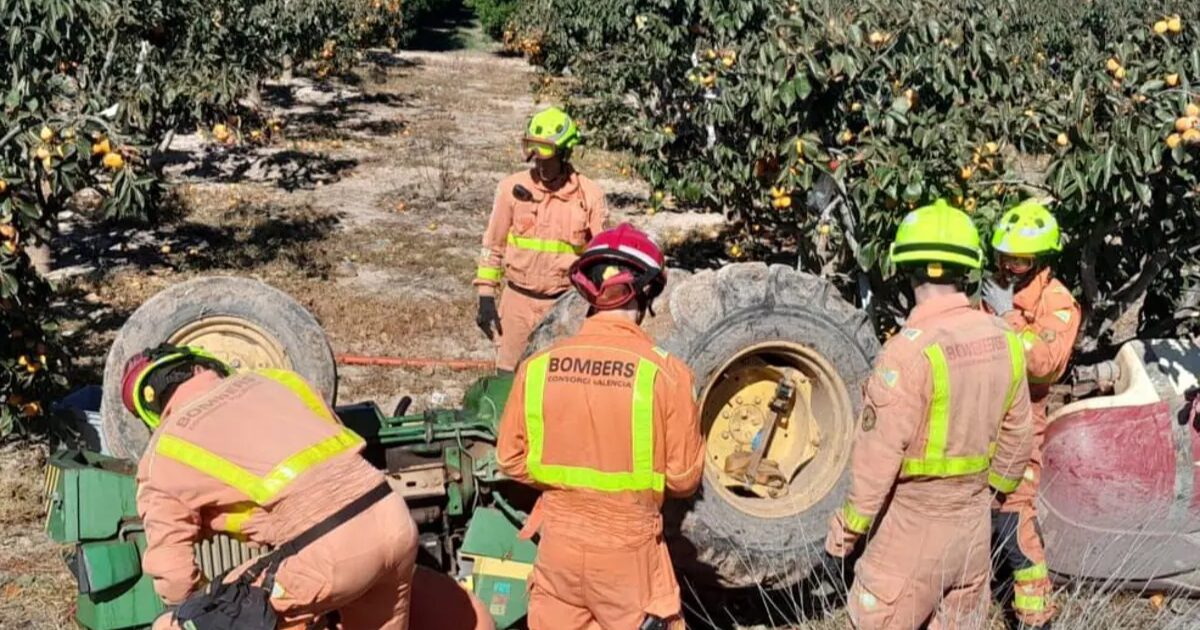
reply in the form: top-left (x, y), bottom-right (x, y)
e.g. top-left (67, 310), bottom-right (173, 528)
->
top-left (50, 43), bottom-right (662, 412)
top-left (2, 39), bottom-right (660, 628)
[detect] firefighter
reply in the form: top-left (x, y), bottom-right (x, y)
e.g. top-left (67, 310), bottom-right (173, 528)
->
top-left (497, 223), bottom-right (705, 630)
top-left (824, 200), bottom-right (1035, 629)
top-left (982, 200), bottom-right (1081, 628)
top-left (123, 345), bottom-right (418, 630)
top-left (475, 106), bottom-right (608, 372)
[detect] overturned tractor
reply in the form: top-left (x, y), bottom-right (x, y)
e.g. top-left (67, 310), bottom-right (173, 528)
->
top-left (45, 270), bottom-right (1200, 629)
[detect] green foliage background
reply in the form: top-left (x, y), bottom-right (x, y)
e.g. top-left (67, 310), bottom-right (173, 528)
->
top-left (508, 0), bottom-right (1200, 353)
top-left (0, 0), bottom-right (414, 434)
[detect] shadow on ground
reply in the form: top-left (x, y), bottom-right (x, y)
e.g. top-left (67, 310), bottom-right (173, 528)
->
top-left (52, 202), bottom-right (341, 280)
top-left (177, 149), bottom-right (359, 191)
top-left (51, 284), bottom-right (133, 388)
top-left (406, 1), bottom-right (478, 52)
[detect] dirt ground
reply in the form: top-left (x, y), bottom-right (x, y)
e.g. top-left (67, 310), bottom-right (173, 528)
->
top-left (0, 22), bottom-right (1193, 630)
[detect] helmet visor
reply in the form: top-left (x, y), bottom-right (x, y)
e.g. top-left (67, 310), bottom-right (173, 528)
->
top-left (999, 253), bottom-right (1035, 275)
top-left (521, 136), bottom-right (558, 161)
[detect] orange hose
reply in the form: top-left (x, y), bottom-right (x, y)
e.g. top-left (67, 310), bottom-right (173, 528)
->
top-left (336, 354), bottom-right (494, 371)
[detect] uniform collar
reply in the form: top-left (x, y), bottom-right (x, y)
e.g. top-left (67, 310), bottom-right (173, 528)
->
top-left (524, 166), bottom-right (580, 200)
top-left (578, 312), bottom-right (651, 341)
top-left (1014, 267), bottom-right (1053, 311)
top-left (162, 369), bottom-right (225, 419)
top-left (907, 292), bottom-right (972, 327)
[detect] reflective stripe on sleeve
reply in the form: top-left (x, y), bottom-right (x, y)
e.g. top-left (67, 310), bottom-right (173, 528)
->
top-left (842, 501), bottom-right (873, 534)
top-left (988, 470), bottom-right (1022, 494)
top-left (476, 266), bottom-right (503, 282)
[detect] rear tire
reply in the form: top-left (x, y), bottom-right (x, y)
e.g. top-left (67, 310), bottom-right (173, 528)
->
top-left (100, 276), bottom-right (337, 459)
top-left (526, 263), bottom-right (879, 588)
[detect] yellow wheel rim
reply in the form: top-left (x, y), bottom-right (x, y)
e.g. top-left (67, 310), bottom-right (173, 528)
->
top-left (168, 316), bottom-right (292, 373)
top-left (701, 342), bottom-right (854, 519)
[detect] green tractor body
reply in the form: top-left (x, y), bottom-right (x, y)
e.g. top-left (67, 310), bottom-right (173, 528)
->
top-left (45, 374), bottom-right (534, 630)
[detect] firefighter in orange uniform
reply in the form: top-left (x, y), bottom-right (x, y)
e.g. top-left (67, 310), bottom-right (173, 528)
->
top-left (124, 345), bottom-right (418, 630)
top-left (497, 224), bottom-right (705, 630)
top-left (825, 200), bottom-right (1034, 629)
top-left (475, 106), bottom-right (608, 372)
top-left (982, 200), bottom-right (1081, 629)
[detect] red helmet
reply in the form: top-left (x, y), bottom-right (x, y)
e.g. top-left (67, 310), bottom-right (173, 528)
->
top-left (569, 223), bottom-right (667, 310)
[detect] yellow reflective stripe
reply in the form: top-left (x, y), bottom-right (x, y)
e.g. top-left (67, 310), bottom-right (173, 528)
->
top-left (923, 344), bottom-right (950, 461)
top-left (524, 354), bottom-right (665, 493)
top-left (223, 504), bottom-right (258, 535)
top-left (842, 501), bottom-right (873, 534)
top-left (476, 266), bottom-right (503, 282)
top-left (260, 430), bottom-right (364, 498)
top-left (523, 464), bottom-right (664, 492)
top-left (255, 369), bottom-right (336, 424)
top-left (1003, 332), bottom-right (1025, 411)
top-left (1020, 329), bottom-right (1038, 352)
top-left (1014, 563), bottom-right (1049, 582)
top-left (1014, 594), bottom-right (1046, 612)
top-left (156, 435), bottom-right (271, 503)
top-left (631, 359), bottom-right (658, 476)
top-left (524, 355), bottom-right (550, 478)
top-left (155, 429), bottom-right (363, 504)
top-left (507, 232), bottom-right (583, 255)
top-left (901, 455), bottom-right (991, 478)
top-left (989, 470), bottom-right (1021, 494)
top-left (902, 345), bottom-right (990, 479)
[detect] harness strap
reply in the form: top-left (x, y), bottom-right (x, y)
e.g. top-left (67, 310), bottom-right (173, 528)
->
top-left (245, 482), bottom-right (393, 590)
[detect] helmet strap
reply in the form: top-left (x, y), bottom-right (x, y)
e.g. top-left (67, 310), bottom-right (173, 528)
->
top-left (139, 353), bottom-right (230, 415)
top-left (141, 362), bottom-right (199, 416)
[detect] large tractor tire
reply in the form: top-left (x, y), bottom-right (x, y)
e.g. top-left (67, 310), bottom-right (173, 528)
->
top-left (100, 276), bottom-right (337, 460)
top-left (526, 263), bottom-right (879, 589)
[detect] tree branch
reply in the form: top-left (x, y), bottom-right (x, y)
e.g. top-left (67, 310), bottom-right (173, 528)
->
top-left (1079, 220), bottom-right (1104, 308)
top-left (1093, 231), bottom-right (1200, 340)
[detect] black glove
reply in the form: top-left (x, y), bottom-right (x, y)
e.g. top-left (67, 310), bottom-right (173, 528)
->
top-left (477, 296), bottom-right (502, 340)
top-left (803, 551), bottom-right (854, 611)
top-left (816, 550), bottom-right (852, 587)
top-left (638, 615), bottom-right (668, 630)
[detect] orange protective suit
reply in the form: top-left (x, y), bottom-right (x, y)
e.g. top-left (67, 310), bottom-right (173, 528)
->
top-left (825, 293), bottom-right (1034, 630)
top-left (991, 268), bottom-right (1080, 626)
top-left (497, 314), bottom-right (705, 629)
top-left (475, 167), bottom-right (608, 370)
top-left (137, 370), bottom-right (418, 629)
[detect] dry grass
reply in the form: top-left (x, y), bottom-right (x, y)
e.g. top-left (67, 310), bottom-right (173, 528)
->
top-left (0, 443), bottom-right (77, 630)
top-left (672, 512), bottom-right (1200, 630)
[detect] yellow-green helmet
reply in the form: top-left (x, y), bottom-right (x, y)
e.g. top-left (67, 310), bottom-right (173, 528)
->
top-left (991, 199), bottom-right (1062, 255)
top-left (121, 344), bottom-right (232, 429)
top-left (890, 199), bottom-right (984, 272)
top-left (522, 106), bottom-right (580, 159)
